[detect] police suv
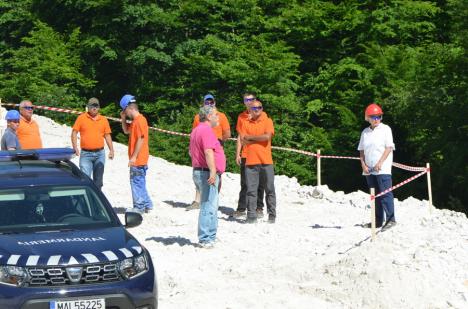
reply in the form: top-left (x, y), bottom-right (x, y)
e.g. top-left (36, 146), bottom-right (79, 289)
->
top-left (0, 148), bottom-right (157, 309)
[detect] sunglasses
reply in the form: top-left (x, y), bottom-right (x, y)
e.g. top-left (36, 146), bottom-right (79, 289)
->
top-left (22, 106), bottom-right (34, 110)
top-left (243, 97), bottom-right (255, 102)
top-left (204, 100), bottom-right (215, 106)
top-left (250, 106), bottom-right (263, 111)
top-left (369, 115), bottom-right (382, 120)
top-left (88, 104), bottom-right (100, 109)
top-left (9, 120), bottom-right (20, 123)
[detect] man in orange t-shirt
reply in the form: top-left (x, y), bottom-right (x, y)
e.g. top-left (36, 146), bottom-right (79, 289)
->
top-left (120, 94), bottom-right (153, 214)
top-left (187, 94), bottom-right (231, 210)
top-left (232, 92), bottom-right (266, 218)
top-left (240, 99), bottom-right (276, 224)
top-left (71, 98), bottom-right (114, 190)
top-left (192, 94), bottom-right (231, 143)
top-left (17, 100), bottom-right (43, 149)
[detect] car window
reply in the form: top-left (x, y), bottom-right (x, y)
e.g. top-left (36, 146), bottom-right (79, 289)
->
top-left (0, 186), bottom-right (117, 232)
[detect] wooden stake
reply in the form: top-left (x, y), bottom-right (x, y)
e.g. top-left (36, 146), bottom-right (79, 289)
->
top-left (370, 188), bottom-right (376, 241)
top-left (317, 149), bottom-right (321, 186)
top-left (426, 163), bottom-right (433, 215)
top-left (0, 98), bottom-right (4, 138)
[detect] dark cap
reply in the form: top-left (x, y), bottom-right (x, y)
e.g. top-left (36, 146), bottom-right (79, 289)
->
top-left (87, 97), bottom-right (100, 106)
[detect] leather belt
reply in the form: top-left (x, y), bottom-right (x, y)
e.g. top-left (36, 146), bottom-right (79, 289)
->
top-left (82, 147), bottom-right (104, 152)
top-left (193, 167), bottom-right (210, 171)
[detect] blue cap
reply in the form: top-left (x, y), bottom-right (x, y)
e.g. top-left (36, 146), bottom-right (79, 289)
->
top-left (203, 94), bottom-right (214, 101)
top-left (120, 94), bottom-right (136, 110)
top-left (5, 110), bottom-right (20, 121)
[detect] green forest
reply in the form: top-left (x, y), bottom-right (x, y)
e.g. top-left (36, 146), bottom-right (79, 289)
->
top-left (0, 0), bottom-right (466, 213)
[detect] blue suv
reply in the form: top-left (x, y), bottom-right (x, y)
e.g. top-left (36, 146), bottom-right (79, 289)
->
top-left (0, 148), bottom-right (157, 309)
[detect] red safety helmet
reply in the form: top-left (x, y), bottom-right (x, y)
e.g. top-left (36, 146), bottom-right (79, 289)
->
top-left (365, 103), bottom-right (383, 117)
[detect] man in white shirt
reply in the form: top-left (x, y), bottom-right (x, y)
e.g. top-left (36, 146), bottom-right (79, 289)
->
top-left (358, 103), bottom-right (396, 230)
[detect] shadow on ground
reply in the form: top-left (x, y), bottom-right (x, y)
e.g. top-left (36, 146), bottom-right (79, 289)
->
top-left (310, 223), bottom-right (343, 229)
top-left (338, 225), bottom-right (386, 254)
top-left (145, 236), bottom-right (199, 247)
top-left (113, 207), bottom-right (127, 214)
top-left (220, 216), bottom-right (245, 224)
top-left (163, 200), bottom-right (190, 208)
top-left (218, 206), bottom-right (234, 216)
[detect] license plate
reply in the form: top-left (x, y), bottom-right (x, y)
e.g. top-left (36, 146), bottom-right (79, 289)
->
top-left (50, 298), bottom-right (105, 309)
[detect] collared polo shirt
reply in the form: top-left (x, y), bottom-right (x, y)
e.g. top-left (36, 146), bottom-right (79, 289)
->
top-left (192, 111), bottom-right (230, 140)
top-left (72, 113), bottom-right (111, 150)
top-left (1, 127), bottom-right (21, 150)
top-left (241, 113), bottom-right (274, 165)
top-left (358, 122), bottom-right (395, 175)
top-left (17, 116), bottom-right (42, 149)
top-left (190, 122), bottom-right (226, 174)
top-left (236, 110), bottom-right (268, 158)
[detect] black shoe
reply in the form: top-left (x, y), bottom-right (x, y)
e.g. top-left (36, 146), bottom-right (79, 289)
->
top-left (231, 210), bottom-right (246, 218)
top-left (246, 217), bottom-right (257, 224)
top-left (267, 215), bottom-right (276, 224)
top-left (256, 209), bottom-right (264, 219)
top-left (364, 222), bottom-right (382, 228)
top-left (145, 208), bottom-right (153, 214)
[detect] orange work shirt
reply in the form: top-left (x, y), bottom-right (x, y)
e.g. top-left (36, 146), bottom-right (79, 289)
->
top-left (128, 114), bottom-right (150, 166)
top-left (17, 116), bottom-right (43, 149)
top-left (72, 113), bottom-right (111, 150)
top-left (192, 111), bottom-right (230, 140)
top-left (241, 113), bottom-right (274, 165)
top-left (237, 110), bottom-right (268, 158)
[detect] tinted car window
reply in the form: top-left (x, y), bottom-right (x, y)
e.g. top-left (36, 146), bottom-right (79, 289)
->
top-left (0, 185), bottom-right (118, 232)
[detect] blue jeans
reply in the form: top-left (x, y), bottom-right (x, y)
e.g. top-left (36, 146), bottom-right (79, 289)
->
top-left (193, 170), bottom-right (219, 243)
top-left (80, 150), bottom-right (105, 189)
top-left (130, 165), bottom-right (153, 211)
top-left (366, 174), bottom-right (395, 226)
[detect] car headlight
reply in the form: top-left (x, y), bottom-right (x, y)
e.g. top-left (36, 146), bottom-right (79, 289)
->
top-left (118, 253), bottom-right (149, 279)
top-left (0, 265), bottom-right (29, 286)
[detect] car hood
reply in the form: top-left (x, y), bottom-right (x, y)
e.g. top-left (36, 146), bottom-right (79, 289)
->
top-left (0, 227), bottom-right (143, 267)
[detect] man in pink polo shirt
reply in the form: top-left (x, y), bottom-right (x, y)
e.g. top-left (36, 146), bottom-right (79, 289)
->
top-left (189, 105), bottom-right (226, 248)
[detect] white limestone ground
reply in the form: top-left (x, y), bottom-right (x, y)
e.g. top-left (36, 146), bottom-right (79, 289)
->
top-left (34, 113), bottom-right (468, 309)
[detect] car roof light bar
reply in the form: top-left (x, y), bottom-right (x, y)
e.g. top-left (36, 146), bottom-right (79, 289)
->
top-left (0, 148), bottom-right (75, 162)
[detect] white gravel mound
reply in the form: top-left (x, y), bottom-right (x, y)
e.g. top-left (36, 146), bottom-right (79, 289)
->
top-left (31, 112), bottom-right (468, 309)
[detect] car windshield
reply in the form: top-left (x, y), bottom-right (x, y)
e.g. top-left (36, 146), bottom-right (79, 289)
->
top-left (0, 185), bottom-right (118, 233)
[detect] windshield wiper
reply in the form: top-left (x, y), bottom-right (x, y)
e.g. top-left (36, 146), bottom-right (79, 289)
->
top-left (35, 228), bottom-right (76, 233)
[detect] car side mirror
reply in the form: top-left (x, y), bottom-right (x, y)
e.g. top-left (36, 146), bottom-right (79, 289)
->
top-left (125, 212), bottom-right (143, 228)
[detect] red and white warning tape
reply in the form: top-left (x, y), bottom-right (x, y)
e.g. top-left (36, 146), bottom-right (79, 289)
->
top-left (148, 126), bottom-right (190, 137)
top-left (271, 146), bottom-right (317, 157)
top-left (392, 162), bottom-right (427, 172)
top-left (1, 102), bottom-right (427, 172)
top-left (318, 154), bottom-right (360, 160)
top-left (371, 169), bottom-right (428, 200)
top-left (32, 104), bottom-right (83, 115)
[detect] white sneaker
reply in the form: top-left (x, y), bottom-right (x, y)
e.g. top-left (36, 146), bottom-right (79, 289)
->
top-left (199, 242), bottom-right (215, 249)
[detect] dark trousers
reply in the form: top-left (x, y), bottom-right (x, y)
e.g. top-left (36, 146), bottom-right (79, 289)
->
top-left (245, 164), bottom-right (276, 219)
top-left (366, 174), bottom-right (395, 226)
top-left (237, 158), bottom-right (265, 211)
